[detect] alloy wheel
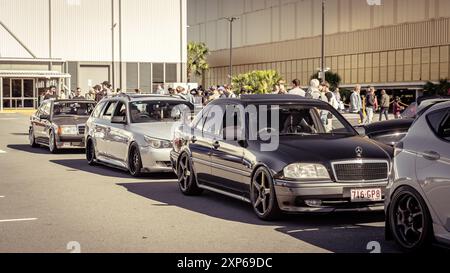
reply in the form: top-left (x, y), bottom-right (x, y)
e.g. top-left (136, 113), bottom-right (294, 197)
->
top-left (252, 171), bottom-right (271, 215)
top-left (129, 147), bottom-right (142, 176)
top-left (49, 131), bottom-right (56, 153)
top-left (178, 154), bottom-right (191, 192)
top-left (29, 128), bottom-right (37, 147)
top-left (393, 192), bottom-right (425, 248)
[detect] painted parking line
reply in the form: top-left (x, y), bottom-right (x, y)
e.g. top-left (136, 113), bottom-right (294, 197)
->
top-left (0, 218), bottom-right (38, 223)
top-left (0, 150), bottom-right (6, 154)
top-left (0, 196), bottom-right (5, 198)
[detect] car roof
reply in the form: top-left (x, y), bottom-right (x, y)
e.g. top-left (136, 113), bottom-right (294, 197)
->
top-left (43, 99), bottom-right (96, 104)
top-left (113, 94), bottom-right (189, 103)
top-left (426, 100), bottom-right (450, 112)
top-left (209, 94), bottom-right (329, 106)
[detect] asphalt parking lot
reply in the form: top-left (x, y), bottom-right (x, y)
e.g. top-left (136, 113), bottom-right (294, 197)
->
top-left (0, 112), bottom-right (401, 253)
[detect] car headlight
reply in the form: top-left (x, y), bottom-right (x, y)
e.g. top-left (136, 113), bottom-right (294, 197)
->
top-left (144, 136), bottom-right (172, 149)
top-left (283, 163), bottom-right (330, 180)
top-left (58, 125), bottom-right (78, 135)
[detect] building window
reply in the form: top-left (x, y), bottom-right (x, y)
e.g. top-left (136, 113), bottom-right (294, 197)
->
top-left (126, 63), bottom-right (138, 92)
top-left (140, 63), bottom-right (151, 93)
top-left (421, 47), bottom-right (430, 81)
top-left (440, 46), bottom-right (449, 79)
top-left (152, 63), bottom-right (164, 84)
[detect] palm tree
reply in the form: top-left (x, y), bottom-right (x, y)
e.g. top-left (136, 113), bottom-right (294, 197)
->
top-left (187, 42), bottom-right (210, 84)
top-left (424, 79), bottom-right (450, 96)
top-left (310, 71), bottom-right (342, 90)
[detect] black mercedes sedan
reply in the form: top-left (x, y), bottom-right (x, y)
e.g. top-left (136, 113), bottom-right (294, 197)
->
top-left (29, 99), bottom-right (96, 153)
top-left (170, 95), bottom-right (393, 220)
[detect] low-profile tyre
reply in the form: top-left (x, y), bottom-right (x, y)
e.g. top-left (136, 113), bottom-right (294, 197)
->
top-left (86, 139), bottom-right (97, 166)
top-left (177, 153), bottom-right (203, 196)
top-left (388, 186), bottom-right (433, 252)
top-left (128, 145), bottom-right (143, 177)
top-left (250, 167), bottom-right (282, 221)
top-left (49, 130), bottom-right (58, 154)
top-left (29, 128), bottom-right (38, 148)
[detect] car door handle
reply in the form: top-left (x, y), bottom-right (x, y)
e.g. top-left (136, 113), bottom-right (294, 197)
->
top-left (212, 141), bottom-right (220, 150)
top-left (423, 151), bottom-right (440, 161)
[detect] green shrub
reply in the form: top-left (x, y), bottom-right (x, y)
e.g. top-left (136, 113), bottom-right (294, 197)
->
top-left (232, 70), bottom-right (283, 95)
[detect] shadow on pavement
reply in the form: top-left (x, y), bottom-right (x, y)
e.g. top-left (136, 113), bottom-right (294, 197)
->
top-left (118, 181), bottom-right (400, 253)
top-left (51, 159), bottom-right (177, 180)
top-left (7, 144), bottom-right (85, 155)
top-left (10, 133), bottom-right (29, 136)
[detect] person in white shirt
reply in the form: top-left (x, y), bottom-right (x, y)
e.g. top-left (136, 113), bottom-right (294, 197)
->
top-left (156, 85), bottom-right (166, 95)
top-left (288, 79), bottom-right (306, 97)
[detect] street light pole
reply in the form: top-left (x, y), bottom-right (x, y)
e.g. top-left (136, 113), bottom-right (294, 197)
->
top-left (320, 0), bottom-right (325, 83)
top-left (223, 17), bottom-right (239, 86)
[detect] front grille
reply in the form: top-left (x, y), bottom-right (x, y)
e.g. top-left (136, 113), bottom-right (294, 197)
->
top-left (332, 161), bottom-right (388, 182)
top-left (78, 125), bottom-right (86, 135)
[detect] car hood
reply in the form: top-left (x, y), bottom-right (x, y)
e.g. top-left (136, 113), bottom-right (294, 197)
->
top-left (262, 135), bottom-right (393, 165)
top-left (52, 116), bottom-right (89, 126)
top-left (130, 122), bottom-right (178, 140)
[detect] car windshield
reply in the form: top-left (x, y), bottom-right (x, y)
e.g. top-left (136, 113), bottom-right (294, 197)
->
top-left (130, 100), bottom-right (193, 123)
top-left (53, 102), bottom-right (96, 117)
top-left (249, 104), bottom-right (356, 137)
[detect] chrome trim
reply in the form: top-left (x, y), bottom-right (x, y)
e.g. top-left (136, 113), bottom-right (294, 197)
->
top-left (331, 159), bottom-right (389, 183)
top-left (192, 158), bottom-right (252, 177)
top-left (198, 184), bottom-right (251, 203)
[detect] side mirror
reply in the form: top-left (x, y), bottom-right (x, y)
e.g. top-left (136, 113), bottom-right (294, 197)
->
top-left (111, 116), bottom-right (127, 124)
top-left (355, 126), bottom-right (366, 137)
top-left (39, 114), bottom-right (49, 120)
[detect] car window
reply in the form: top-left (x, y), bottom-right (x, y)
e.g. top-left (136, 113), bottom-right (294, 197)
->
top-left (92, 101), bottom-right (107, 118)
top-left (129, 100), bottom-right (192, 123)
top-left (221, 104), bottom-right (245, 141)
top-left (192, 105), bottom-right (212, 131)
top-left (41, 102), bottom-right (51, 116)
top-left (102, 101), bottom-right (118, 120)
top-left (427, 110), bottom-right (446, 134)
top-left (203, 104), bottom-right (225, 136)
top-left (53, 102), bottom-right (95, 116)
top-left (113, 102), bottom-right (127, 118)
top-left (438, 112), bottom-right (450, 141)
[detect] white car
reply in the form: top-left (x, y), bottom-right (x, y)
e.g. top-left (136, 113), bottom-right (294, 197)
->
top-left (386, 101), bottom-right (450, 251)
top-left (85, 94), bottom-right (193, 177)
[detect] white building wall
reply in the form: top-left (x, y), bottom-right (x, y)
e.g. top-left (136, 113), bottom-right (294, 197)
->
top-left (0, 0), bottom-right (186, 63)
top-left (0, 0), bottom-right (50, 58)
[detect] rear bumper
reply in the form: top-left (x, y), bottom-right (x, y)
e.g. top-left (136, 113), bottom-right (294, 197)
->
top-left (274, 180), bottom-right (388, 213)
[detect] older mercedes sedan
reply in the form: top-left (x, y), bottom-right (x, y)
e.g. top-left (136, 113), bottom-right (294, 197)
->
top-left (171, 95), bottom-right (394, 220)
top-left (85, 94), bottom-right (193, 177)
top-left (29, 99), bottom-right (96, 153)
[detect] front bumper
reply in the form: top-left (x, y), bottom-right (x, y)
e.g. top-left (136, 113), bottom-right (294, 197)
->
top-left (139, 146), bottom-right (174, 173)
top-left (274, 180), bottom-right (388, 213)
top-left (56, 136), bottom-right (85, 149)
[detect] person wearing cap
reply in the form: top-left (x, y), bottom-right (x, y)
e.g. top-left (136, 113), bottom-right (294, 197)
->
top-left (218, 86), bottom-right (227, 99)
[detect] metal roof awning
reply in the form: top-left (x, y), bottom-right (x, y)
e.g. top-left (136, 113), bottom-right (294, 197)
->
top-left (0, 70), bottom-right (71, 78)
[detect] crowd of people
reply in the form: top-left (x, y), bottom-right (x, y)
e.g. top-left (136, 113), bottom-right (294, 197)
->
top-left (39, 77), bottom-right (411, 125)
